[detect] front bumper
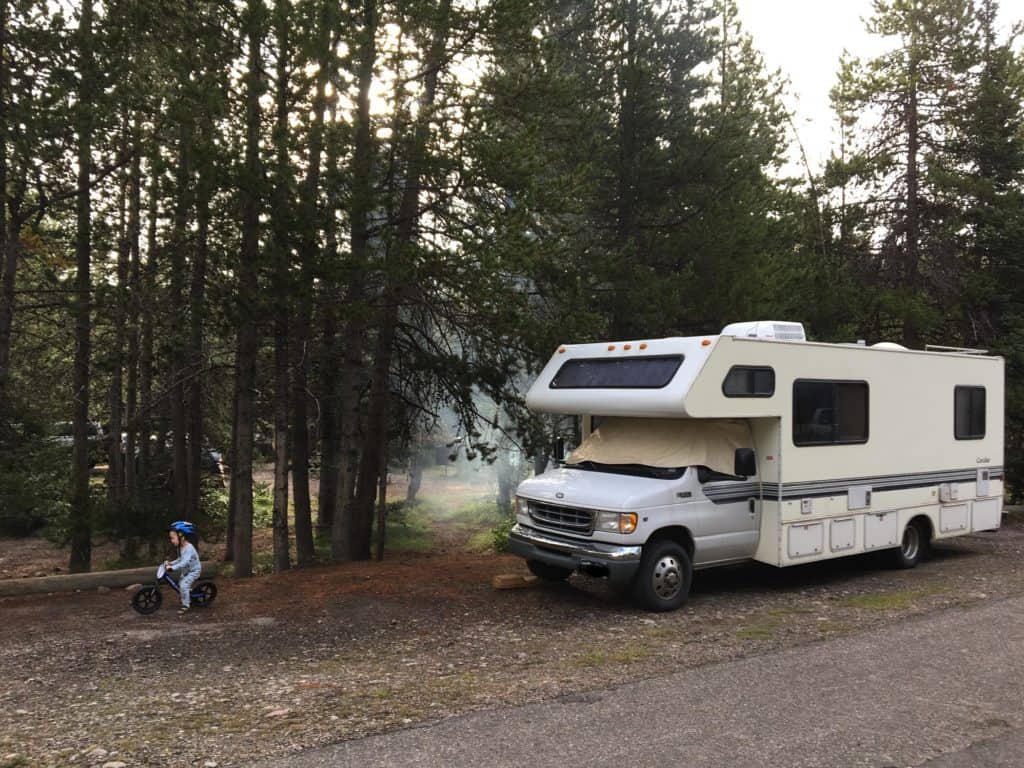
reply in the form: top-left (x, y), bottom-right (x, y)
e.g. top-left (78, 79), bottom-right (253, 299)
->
top-left (508, 523), bottom-right (641, 584)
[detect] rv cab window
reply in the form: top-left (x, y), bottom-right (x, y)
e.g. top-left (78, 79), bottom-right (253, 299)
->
top-left (954, 386), bottom-right (986, 440)
top-left (550, 355), bottom-right (684, 389)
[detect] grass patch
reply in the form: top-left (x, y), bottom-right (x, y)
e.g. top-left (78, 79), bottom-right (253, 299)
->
top-left (735, 619), bottom-right (782, 640)
top-left (574, 643), bottom-right (652, 668)
top-left (841, 585), bottom-right (950, 611)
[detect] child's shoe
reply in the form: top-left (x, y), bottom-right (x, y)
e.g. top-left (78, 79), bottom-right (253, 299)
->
top-left (178, 606), bottom-right (190, 615)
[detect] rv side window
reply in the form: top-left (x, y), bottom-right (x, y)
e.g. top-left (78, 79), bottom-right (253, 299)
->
top-left (954, 386), bottom-right (985, 440)
top-left (723, 366), bottom-right (775, 397)
top-left (793, 380), bottom-right (868, 446)
top-left (550, 355), bottom-right (684, 389)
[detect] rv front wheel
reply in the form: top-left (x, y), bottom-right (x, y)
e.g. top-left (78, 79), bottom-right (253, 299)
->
top-left (633, 539), bottom-right (692, 612)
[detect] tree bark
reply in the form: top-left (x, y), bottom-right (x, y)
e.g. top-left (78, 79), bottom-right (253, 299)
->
top-left (317, 97), bottom-right (343, 536)
top-left (903, 24), bottom-right (921, 347)
top-left (271, 0), bottom-right (292, 573)
top-left (107, 131), bottom-right (130, 502)
top-left (351, 0), bottom-right (452, 560)
top-left (169, 113), bottom-right (193, 520)
top-left (332, 0), bottom-right (377, 562)
top-left (187, 116), bottom-right (212, 519)
top-left (232, 0), bottom-right (265, 578)
top-left (290, 0), bottom-right (335, 567)
top-left (0, 0), bottom-right (13, 413)
top-left (69, 0), bottom-right (96, 574)
top-left (138, 149), bottom-right (160, 498)
top-left (124, 125), bottom-right (142, 499)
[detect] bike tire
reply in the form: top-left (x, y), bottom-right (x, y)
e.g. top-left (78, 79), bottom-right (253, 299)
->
top-left (131, 586), bottom-right (162, 615)
top-left (192, 581), bottom-right (217, 608)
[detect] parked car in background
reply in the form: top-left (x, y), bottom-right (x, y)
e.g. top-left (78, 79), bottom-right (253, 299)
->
top-left (47, 421), bottom-right (108, 466)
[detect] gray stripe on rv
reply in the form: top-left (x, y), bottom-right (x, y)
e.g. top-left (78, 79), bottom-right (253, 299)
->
top-left (703, 466), bottom-right (1003, 504)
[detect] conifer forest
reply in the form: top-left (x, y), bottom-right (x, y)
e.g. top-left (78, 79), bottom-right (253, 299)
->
top-left (2, 0), bottom-right (1023, 573)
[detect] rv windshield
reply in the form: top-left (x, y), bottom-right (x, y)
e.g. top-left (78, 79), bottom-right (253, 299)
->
top-left (570, 460), bottom-right (685, 480)
top-left (565, 417), bottom-right (749, 477)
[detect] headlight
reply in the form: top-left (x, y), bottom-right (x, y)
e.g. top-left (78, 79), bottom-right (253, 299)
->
top-left (515, 496), bottom-right (530, 517)
top-left (594, 511), bottom-right (638, 534)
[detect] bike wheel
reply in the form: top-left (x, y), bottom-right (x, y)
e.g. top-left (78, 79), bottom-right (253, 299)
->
top-left (131, 586), bottom-right (162, 615)
top-left (192, 581), bottom-right (217, 608)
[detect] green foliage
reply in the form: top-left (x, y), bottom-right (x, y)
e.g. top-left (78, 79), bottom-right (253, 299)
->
top-left (0, 435), bottom-right (70, 537)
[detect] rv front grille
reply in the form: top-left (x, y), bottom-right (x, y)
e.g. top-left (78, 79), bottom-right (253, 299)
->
top-left (528, 502), bottom-right (594, 535)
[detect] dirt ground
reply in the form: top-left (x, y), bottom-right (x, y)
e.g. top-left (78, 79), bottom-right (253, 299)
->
top-left (1, 507), bottom-right (1023, 768)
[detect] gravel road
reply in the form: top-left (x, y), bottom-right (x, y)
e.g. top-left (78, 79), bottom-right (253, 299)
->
top-left (1, 512), bottom-right (1022, 767)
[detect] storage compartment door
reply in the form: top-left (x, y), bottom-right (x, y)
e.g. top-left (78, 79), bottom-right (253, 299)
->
top-left (864, 511), bottom-right (898, 550)
top-left (830, 518), bottom-right (856, 553)
top-left (940, 503), bottom-right (969, 534)
top-left (787, 522), bottom-right (824, 559)
top-left (972, 499), bottom-right (1001, 532)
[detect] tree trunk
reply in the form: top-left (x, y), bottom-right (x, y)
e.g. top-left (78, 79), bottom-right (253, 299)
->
top-left (187, 117), bottom-right (212, 519)
top-left (406, 452), bottom-right (422, 503)
top-left (332, 0), bottom-right (377, 562)
top-left (107, 139), bottom-right (129, 502)
top-left (375, 432), bottom-right (388, 562)
top-left (169, 113), bottom-right (193, 519)
top-left (232, 0), bottom-right (265, 578)
top-left (124, 126), bottom-right (142, 499)
top-left (138, 151), bottom-right (159, 498)
top-left (271, 0), bottom-right (292, 573)
top-left (69, 0), bottom-right (96, 574)
top-left (903, 27), bottom-right (921, 348)
top-left (0, 0), bottom-right (12, 409)
top-left (290, 0), bottom-right (334, 568)
top-left (351, 0), bottom-right (452, 560)
top-left (317, 96), bottom-right (343, 535)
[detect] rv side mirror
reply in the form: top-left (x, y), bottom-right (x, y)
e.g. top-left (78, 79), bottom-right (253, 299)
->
top-left (552, 437), bottom-right (566, 463)
top-left (735, 448), bottom-right (756, 478)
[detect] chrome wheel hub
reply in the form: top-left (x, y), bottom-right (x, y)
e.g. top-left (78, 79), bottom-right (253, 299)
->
top-left (652, 556), bottom-right (682, 600)
top-left (902, 526), bottom-right (920, 561)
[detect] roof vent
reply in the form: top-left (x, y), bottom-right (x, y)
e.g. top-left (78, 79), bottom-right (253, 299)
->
top-left (871, 342), bottom-right (907, 351)
top-left (720, 321), bottom-right (806, 342)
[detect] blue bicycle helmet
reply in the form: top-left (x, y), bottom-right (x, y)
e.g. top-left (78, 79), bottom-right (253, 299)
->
top-left (169, 520), bottom-right (196, 536)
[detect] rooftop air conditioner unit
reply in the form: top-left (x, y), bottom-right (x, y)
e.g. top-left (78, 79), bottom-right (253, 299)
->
top-left (720, 321), bottom-right (806, 342)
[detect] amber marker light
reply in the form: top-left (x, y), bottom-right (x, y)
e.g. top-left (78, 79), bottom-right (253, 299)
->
top-left (607, 345), bottom-right (616, 351)
top-left (623, 344), bottom-right (632, 350)
top-left (701, 339), bottom-right (711, 346)
top-left (639, 343), bottom-right (648, 350)
top-left (620, 512), bottom-right (638, 534)
top-left (558, 348), bottom-right (566, 354)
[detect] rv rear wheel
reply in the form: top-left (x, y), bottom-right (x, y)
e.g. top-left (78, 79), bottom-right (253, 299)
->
top-left (526, 560), bottom-right (573, 581)
top-left (890, 520), bottom-right (930, 569)
top-left (633, 539), bottom-right (692, 612)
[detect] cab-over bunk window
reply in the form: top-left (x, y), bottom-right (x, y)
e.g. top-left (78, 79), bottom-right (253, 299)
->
top-left (550, 355), bottom-right (684, 389)
top-left (954, 386), bottom-right (986, 440)
top-left (793, 380), bottom-right (869, 446)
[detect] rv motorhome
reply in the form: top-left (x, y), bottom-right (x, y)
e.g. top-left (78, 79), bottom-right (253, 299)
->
top-left (508, 321), bottom-right (1004, 611)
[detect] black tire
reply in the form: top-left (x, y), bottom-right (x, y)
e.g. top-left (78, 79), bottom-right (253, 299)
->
top-left (890, 520), bottom-right (931, 569)
top-left (632, 539), bottom-right (693, 612)
top-left (192, 581), bottom-right (217, 607)
top-left (526, 559), bottom-right (573, 582)
top-left (131, 586), bottom-right (162, 615)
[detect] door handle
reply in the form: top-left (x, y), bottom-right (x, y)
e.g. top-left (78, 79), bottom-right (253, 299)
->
top-left (748, 498), bottom-right (756, 515)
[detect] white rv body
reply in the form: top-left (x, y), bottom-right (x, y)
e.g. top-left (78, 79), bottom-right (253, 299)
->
top-left (509, 325), bottom-right (1004, 611)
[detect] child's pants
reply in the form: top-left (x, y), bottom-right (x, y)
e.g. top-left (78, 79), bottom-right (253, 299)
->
top-left (179, 570), bottom-right (200, 608)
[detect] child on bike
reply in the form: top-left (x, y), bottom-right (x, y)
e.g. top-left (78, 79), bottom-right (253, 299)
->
top-left (164, 521), bottom-right (201, 615)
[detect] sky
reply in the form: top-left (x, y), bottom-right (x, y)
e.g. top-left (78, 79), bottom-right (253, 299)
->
top-left (733, 0), bottom-right (1024, 176)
